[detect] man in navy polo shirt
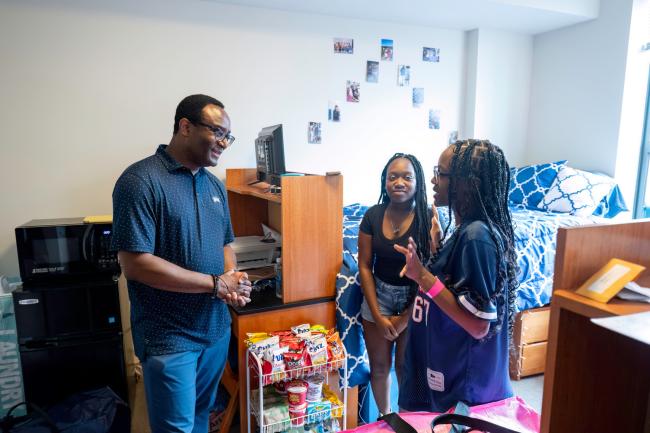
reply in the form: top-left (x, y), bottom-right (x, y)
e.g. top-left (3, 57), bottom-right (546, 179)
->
top-left (112, 94), bottom-right (250, 433)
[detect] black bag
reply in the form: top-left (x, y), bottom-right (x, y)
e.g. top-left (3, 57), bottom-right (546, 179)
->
top-left (1, 387), bottom-right (129, 433)
top-left (432, 413), bottom-right (522, 433)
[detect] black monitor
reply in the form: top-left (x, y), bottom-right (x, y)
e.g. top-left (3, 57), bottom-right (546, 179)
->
top-left (255, 124), bottom-right (286, 187)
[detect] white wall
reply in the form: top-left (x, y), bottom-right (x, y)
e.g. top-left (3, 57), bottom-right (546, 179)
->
top-left (0, 0), bottom-right (467, 276)
top-left (527, 0), bottom-right (650, 211)
top-left (468, 29), bottom-right (533, 166)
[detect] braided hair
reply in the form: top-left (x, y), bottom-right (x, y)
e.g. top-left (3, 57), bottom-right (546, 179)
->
top-left (440, 140), bottom-right (518, 339)
top-left (378, 153), bottom-right (432, 262)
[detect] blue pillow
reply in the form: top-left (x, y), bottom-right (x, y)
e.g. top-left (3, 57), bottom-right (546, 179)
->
top-left (509, 160), bottom-right (567, 208)
top-left (592, 184), bottom-right (629, 218)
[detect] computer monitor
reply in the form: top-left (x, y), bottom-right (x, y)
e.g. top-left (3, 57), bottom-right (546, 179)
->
top-left (255, 124), bottom-right (286, 187)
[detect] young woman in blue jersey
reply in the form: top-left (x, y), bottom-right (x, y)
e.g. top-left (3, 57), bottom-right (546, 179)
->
top-left (358, 153), bottom-right (432, 416)
top-left (394, 140), bottom-right (517, 412)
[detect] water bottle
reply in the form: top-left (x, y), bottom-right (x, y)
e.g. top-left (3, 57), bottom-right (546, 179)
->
top-left (274, 258), bottom-right (282, 299)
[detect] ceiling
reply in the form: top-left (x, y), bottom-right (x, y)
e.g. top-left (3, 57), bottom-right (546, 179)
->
top-left (203, 0), bottom-right (600, 35)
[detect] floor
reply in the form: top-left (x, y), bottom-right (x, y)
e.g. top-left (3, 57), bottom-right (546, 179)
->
top-left (511, 374), bottom-right (544, 413)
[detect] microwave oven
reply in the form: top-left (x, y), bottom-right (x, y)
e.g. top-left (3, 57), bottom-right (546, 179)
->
top-left (15, 218), bottom-right (119, 285)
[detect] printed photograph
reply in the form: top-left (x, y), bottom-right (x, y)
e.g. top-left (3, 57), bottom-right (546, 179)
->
top-left (429, 109), bottom-right (441, 130)
top-left (381, 39), bottom-right (393, 61)
top-left (449, 130), bottom-right (458, 144)
top-left (308, 122), bottom-right (322, 144)
top-left (366, 61), bottom-right (379, 83)
top-left (412, 88), bottom-right (424, 108)
top-left (346, 80), bottom-right (360, 103)
top-left (397, 65), bottom-right (410, 87)
top-left (328, 101), bottom-right (341, 122)
top-left (423, 47), bottom-right (440, 62)
top-left (333, 38), bottom-right (354, 54)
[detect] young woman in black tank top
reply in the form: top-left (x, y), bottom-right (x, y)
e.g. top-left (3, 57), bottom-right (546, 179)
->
top-left (358, 153), bottom-right (431, 415)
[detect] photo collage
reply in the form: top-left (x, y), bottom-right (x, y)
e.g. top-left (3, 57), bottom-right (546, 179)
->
top-left (307, 36), bottom-right (445, 143)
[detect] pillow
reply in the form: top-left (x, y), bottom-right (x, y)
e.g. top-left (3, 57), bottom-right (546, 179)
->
top-left (538, 166), bottom-right (615, 216)
top-left (591, 184), bottom-right (629, 218)
top-left (508, 160), bottom-right (567, 208)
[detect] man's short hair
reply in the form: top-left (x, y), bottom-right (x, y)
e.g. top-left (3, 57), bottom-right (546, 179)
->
top-left (174, 94), bottom-right (225, 134)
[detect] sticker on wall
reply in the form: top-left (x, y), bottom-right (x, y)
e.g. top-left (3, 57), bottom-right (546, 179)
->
top-left (333, 38), bottom-right (354, 54)
top-left (328, 101), bottom-right (341, 122)
top-left (308, 122), bottom-right (322, 144)
top-left (423, 47), bottom-right (440, 63)
top-left (381, 39), bottom-right (393, 61)
top-left (412, 88), bottom-right (424, 108)
top-left (366, 61), bottom-right (379, 83)
top-left (429, 109), bottom-right (441, 130)
top-left (449, 130), bottom-right (458, 144)
top-left (397, 65), bottom-right (410, 87)
top-left (346, 81), bottom-right (360, 103)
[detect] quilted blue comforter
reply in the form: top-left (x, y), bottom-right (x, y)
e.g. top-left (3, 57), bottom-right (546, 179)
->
top-left (335, 203), bottom-right (604, 388)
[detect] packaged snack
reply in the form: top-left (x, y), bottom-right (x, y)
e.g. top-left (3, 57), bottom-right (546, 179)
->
top-left (291, 323), bottom-right (311, 338)
top-left (284, 351), bottom-right (306, 375)
top-left (274, 380), bottom-right (288, 395)
top-left (306, 400), bottom-right (332, 423)
top-left (247, 332), bottom-right (270, 341)
top-left (306, 335), bottom-right (328, 366)
top-left (322, 384), bottom-right (344, 418)
top-left (262, 402), bottom-right (290, 432)
top-left (310, 324), bottom-right (327, 334)
top-left (249, 336), bottom-right (280, 356)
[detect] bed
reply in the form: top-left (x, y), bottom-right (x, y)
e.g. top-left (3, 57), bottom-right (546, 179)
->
top-left (334, 162), bottom-right (627, 421)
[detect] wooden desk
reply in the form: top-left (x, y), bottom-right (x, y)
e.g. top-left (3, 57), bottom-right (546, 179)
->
top-left (230, 299), bottom-right (358, 433)
top-left (541, 219), bottom-right (650, 433)
top-left (541, 291), bottom-right (650, 432)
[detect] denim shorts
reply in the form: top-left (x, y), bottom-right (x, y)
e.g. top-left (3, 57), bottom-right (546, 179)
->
top-left (360, 276), bottom-right (417, 322)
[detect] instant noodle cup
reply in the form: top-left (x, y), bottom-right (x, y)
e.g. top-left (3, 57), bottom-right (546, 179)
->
top-left (286, 384), bottom-right (307, 406)
top-left (288, 403), bottom-right (307, 427)
top-left (306, 374), bottom-right (325, 402)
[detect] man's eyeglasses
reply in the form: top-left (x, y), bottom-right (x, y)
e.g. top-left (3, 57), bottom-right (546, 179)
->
top-left (194, 121), bottom-right (236, 147)
top-left (433, 166), bottom-right (450, 182)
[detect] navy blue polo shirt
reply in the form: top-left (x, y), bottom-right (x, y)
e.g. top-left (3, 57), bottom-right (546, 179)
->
top-left (111, 145), bottom-right (234, 359)
top-left (398, 220), bottom-right (513, 412)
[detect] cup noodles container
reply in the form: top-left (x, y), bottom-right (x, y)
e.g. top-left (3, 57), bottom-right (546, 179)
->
top-left (286, 385), bottom-right (307, 406)
top-left (288, 403), bottom-right (307, 427)
top-left (306, 374), bottom-right (325, 402)
top-left (274, 380), bottom-right (288, 394)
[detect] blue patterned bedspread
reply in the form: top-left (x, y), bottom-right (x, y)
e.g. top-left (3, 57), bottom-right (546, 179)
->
top-left (335, 203), bottom-right (603, 388)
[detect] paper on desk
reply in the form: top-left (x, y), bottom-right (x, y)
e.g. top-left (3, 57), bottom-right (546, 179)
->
top-left (616, 282), bottom-right (650, 303)
top-left (262, 223), bottom-right (282, 243)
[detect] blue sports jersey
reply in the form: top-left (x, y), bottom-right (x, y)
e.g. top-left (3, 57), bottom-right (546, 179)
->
top-left (398, 220), bottom-right (513, 412)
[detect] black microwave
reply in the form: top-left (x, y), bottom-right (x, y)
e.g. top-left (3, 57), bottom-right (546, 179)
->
top-left (15, 218), bottom-right (119, 285)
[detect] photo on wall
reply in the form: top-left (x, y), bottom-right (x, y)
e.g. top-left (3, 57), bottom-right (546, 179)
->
top-left (380, 39), bottom-right (393, 61)
top-left (333, 38), bottom-right (354, 54)
top-left (397, 65), bottom-right (410, 87)
top-left (366, 61), bottom-right (379, 83)
top-left (328, 101), bottom-right (341, 122)
top-left (429, 109), bottom-right (441, 130)
top-left (412, 88), bottom-right (424, 107)
top-left (346, 81), bottom-right (360, 103)
top-left (308, 122), bottom-right (322, 144)
top-left (423, 47), bottom-right (440, 62)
